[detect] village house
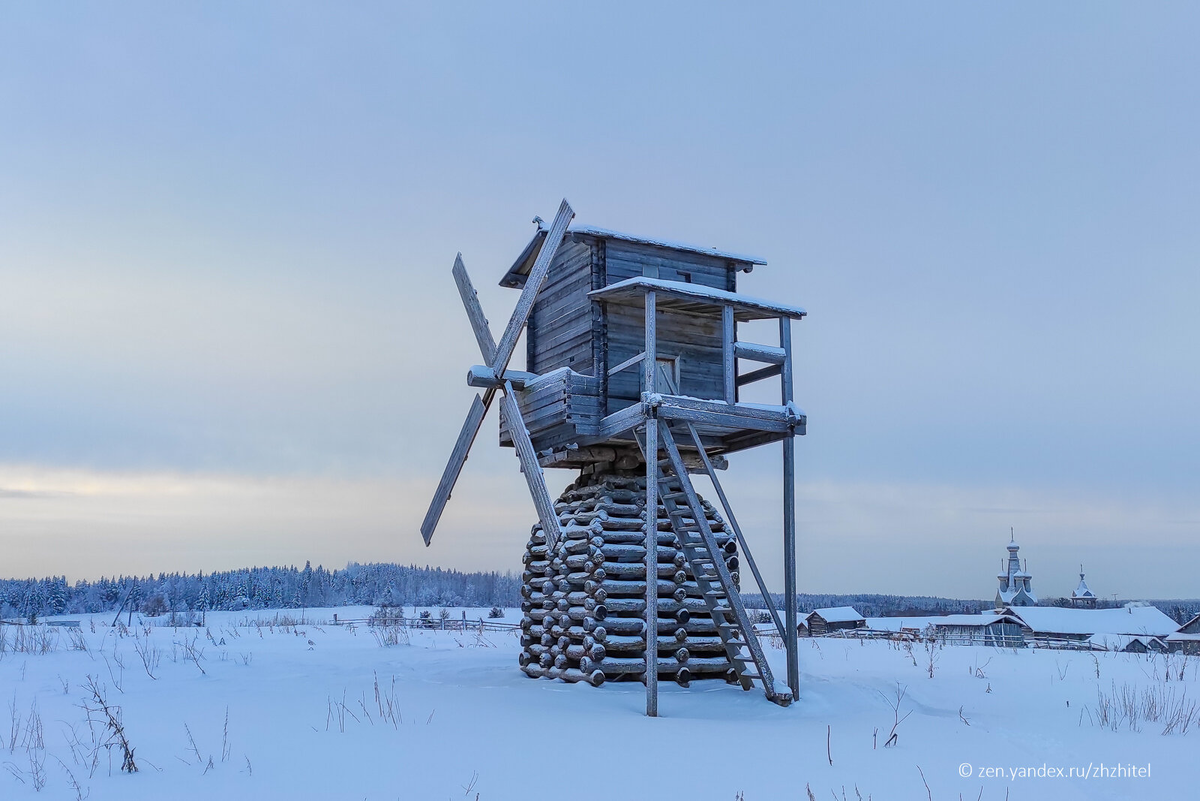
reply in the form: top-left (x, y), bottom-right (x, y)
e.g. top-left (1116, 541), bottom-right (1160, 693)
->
top-left (867, 613), bottom-right (1025, 647)
top-left (1165, 614), bottom-right (1200, 655)
top-left (999, 604), bottom-right (1179, 648)
top-left (1086, 633), bottom-right (1168, 654)
top-left (803, 607), bottom-right (866, 636)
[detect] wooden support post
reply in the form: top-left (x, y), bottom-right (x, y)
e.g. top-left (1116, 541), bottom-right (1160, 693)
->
top-left (644, 289), bottom-right (658, 717)
top-left (722, 304), bottom-right (735, 404)
top-left (780, 316), bottom-right (799, 698)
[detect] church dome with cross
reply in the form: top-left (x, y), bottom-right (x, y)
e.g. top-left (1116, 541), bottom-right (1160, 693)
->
top-left (996, 531), bottom-right (1037, 608)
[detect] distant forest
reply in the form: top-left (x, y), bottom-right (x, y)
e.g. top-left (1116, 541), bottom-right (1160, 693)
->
top-left (745, 593), bottom-right (991, 618)
top-left (0, 562), bottom-right (520, 621)
top-left (2, 565), bottom-right (1196, 624)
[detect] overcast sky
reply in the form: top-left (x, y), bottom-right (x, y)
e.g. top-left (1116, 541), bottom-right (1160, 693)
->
top-left (2, 4), bottom-right (1197, 599)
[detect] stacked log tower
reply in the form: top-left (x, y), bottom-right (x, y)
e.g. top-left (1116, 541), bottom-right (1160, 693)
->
top-left (518, 470), bottom-right (742, 687)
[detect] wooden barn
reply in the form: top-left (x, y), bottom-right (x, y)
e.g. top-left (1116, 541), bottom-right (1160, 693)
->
top-left (804, 607), bottom-right (866, 636)
top-left (1166, 614), bottom-right (1200, 655)
top-left (867, 614), bottom-right (1025, 648)
top-left (1086, 633), bottom-right (1168, 654)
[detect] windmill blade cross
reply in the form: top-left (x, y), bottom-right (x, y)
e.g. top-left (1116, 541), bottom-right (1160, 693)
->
top-left (452, 253), bottom-right (496, 364)
top-left (420, 389), bottom-right (494, 545)
top-left (490, 198), bottom-right (574, 376)
top-left (421, 199), bottom-right (572, 549)
top-left (498, 381), bottom-right (563, 550)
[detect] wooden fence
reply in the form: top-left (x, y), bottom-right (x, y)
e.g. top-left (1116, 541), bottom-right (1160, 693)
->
top-left (330, 614), bottom-right (519, 633)
top-left (807, 627), bottom-right (1027, 649)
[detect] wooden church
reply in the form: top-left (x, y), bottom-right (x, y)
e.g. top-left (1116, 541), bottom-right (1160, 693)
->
top-left (422, 200), bottom-right (806, 714)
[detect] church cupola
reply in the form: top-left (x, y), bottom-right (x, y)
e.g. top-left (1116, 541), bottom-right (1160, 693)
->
top-left (1071, 565), bottom-right (1097, 608)
top-left (995, 529), bottom-right (1038, 608)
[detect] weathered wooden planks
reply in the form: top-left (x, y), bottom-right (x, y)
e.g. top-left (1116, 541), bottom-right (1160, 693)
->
top-left (604, 240), bottom-right (733, 290)
top-left (452, 254), bottom-right (497, 364)
top-left (420, 391), bottom-right (493, 545)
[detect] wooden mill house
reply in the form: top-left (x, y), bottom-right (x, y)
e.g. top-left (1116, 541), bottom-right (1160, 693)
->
top-left (421, 200), bottom-right (806, 714)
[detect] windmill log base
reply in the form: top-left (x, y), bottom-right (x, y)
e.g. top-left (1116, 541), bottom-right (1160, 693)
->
top-left (518, 470), bottom-right (745, 686)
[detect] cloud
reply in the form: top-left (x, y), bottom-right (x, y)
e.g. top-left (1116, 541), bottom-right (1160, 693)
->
top-left (3, 464), bottom-right (1197, 601)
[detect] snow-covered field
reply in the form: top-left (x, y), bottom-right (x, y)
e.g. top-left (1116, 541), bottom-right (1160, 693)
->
top-left (2, 608), bottom-right (1195, 800)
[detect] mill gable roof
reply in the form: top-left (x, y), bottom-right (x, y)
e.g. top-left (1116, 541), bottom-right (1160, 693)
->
top-left (502, 223), bottom-right (766, 288)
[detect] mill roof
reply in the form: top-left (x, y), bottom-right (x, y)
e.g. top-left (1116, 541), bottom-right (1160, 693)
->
top-left (502, 223), bottom-right (767, 288)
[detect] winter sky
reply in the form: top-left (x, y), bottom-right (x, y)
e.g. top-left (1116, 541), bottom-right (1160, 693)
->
top-left (2, 4), bottom-right (1198, 599)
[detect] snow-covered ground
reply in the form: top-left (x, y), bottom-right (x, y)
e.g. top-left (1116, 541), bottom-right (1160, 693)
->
top-left (2, 608), bottom-right (1195, 800)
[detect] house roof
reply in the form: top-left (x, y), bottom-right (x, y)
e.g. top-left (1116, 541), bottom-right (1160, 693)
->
top-left (502, 224), bottom-right (766, 287)
top-left (807, 606), bottom-right (864, 624)
top-left (1000, 605), bottom-right (1179, 637)
top-left (1176, 613), bottom-right (1200, 634)
top-left (866, 613), bottom-right (1022, 632)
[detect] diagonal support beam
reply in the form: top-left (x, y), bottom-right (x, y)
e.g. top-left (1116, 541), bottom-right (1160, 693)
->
top-left (680, 421), bottom-right (785, 637)
top-left (659, 423), bottom-right (787, 704)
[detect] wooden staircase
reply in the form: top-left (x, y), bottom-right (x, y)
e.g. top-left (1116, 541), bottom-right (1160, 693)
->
top-left (638, 419), bottom-right (792, 707)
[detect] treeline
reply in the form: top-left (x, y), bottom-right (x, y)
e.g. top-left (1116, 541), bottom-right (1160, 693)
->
top-left (743, 593), bottom-right (993, 618)
top-left (0, 562), bottom-right (521, 620)
top-left (5, 566), bottom-right (1195, 625)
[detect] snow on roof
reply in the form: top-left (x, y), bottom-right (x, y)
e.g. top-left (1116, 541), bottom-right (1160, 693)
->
top-left (808, 607), bottom-right (864, 624)
top-left (589, 276), bottom-right (807, 321)
top-left (866, 614), bottom-right (1019, 631)
top-left (503, 223), bottom-right (766, 286)
top-left (997, 587), bottom-right (1038, 604)
top-left (570, 224), bottom-right (767, 265)
top-left (1176, 613), bottom-right (1200, 634)
top-left (1001, 605), bottom-right (1179, 637)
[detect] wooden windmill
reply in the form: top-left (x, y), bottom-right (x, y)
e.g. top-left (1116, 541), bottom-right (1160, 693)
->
top-left (421, 199), bottom-right (805, 715)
